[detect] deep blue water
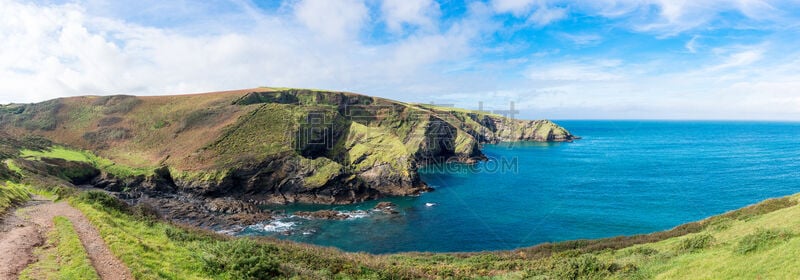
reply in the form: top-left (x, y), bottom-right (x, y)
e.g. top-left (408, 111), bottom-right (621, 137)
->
top-left (237, 121), bottom-right (800, 253)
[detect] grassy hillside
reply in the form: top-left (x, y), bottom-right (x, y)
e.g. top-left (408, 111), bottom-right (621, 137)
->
top-left (2, 98), bottom-right (799, 278)
top-left (59, 188), bottom-right (800, 279)
top-left (0, 88), bottom-right (575, 205)
top-left (6, 153), bottom-right (799, 279)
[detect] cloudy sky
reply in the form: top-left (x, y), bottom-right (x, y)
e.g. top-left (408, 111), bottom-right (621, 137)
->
top-left (1, 0), bottom-right (800, 120)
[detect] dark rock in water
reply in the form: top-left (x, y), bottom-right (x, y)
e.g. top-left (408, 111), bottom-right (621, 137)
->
top-left (207, 197), bottom-right (260, 214)
top-left (374, 201), bottom-right (396, 209)
top-left (126, 193), bottom-right (271, 229)
top-left (294, 210), bottom-right (349, 220)
top-left (373, 201), bottom-right (399, 214)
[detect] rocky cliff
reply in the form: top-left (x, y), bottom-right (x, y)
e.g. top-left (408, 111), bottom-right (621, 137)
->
top-left (0, 88), bottom-right (575, 222)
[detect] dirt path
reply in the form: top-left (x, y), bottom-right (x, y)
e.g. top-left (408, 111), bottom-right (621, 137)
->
top-left (0, 196), bottom-right (133, 280)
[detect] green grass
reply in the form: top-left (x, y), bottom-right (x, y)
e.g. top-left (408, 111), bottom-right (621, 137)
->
top-left (21, 147), bottom-right (89, 162)
top-left (20, 146), bottom-right (151, 178)
top-left (734, 228), bottom-right (795, 255)
top-left (72, 193), bottom-right (212, 280)
top-left (20, 216), bottom-right (101, 280)
top-left (676, 233), bottom-right (715, 252)
top-left (340, 122), bottom-right (410, 173)
top-left (595, 194), bottom-right (800, 279)
top-left (207, 103), bottom-right (299, 167)
top-left (5, 159), bottom-right (23, 175)
top-left (66, 189), bottom-right (800, 280)
top-left (0, 181), bottom-right (30, 214)
top-left (300, 157), bottom-right (343, 188)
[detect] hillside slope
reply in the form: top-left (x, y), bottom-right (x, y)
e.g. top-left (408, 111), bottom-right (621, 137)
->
top-left (8, 180), bottom-right (799, 279)
top-left (0, 88), bottom-right (574, 225)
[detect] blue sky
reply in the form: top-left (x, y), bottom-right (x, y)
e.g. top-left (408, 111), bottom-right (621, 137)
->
top-left (1, 0), bottom-right (800, 120)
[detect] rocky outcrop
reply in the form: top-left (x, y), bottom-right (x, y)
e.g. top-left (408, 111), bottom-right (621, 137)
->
top-left (0, 88), bottom-right (577, 227)
top-left (373, 201), bottom-right (399, 214)
top-left (80, 91), bottom-right (576, 219)
top-left (294, 210), bottom-right (349, 220)
top-left (130, 193), bottom-right (272, 229)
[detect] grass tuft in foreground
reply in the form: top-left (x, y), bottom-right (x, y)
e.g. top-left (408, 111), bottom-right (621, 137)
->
top-left (20, 216), bottom-right (100, 280)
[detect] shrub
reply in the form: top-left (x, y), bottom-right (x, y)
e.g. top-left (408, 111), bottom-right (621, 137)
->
top-left (552, 254), bottom-right (616, 280)
top-left (200, 238), bottom-right (282, 279)
top-left (735, 228), bottom-right (795, 255)
top-left (164, 226), bottom-right (217, 243)
top-left (82, 127), bottom-right (132, 146)
top-left (97, 117), bottom-right (123, 127)
top-left (677, 234), bottom-right (715, 252)
top-left (626, 246), bottom-right (659, 256)
top-left (233, 91), bottom-right (300, 105)
top-left (708, 217), bottom-right (733, 231)
top-left (153, 119), bottom-right (169, 129)
top-left (3, 100), bottom-right (63, 131)
top-left (94, 95), bottom-right (141, 115)
top-left (130, 202), bottom-right (161, 222)
top-left (176, 109), bottom-right (220, 133)
top-left (717, 197), bottom-right (797, 221)
top-left (77, 191), bottom-right (128, 213)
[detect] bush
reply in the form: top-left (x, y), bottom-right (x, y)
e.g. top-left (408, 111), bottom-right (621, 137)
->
top-left (735, 228), bottom-right (795, 255)
top-left (164, 224), bottom-right (220, 243)
top-left (626, 246), bottom-right (659, 256)
top-left (200, 238), bottom-right (282, 279)
top-left (677, 234), bottom-right (715, 252)
top-left (93, 95), bottom-right (141, 115)
top-left (552, 254), bottom-right (616, 280)
top-left (82, 127), bottom-right (131, 147)
top-left (77, 191), bottom-right (128, 213)
top-left (130, 202), bottom-right (160, 222)
top-left (718, 197), bottom-right (797, 221)
top-left (176, 108), bottom-right (230, 133)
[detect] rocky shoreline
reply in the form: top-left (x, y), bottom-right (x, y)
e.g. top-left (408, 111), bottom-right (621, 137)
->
top-left (2, 89), bottom-right (577, 231)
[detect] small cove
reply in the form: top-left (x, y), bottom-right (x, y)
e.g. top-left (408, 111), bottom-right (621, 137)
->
top-left (237, 120), bottom-right (800, 253)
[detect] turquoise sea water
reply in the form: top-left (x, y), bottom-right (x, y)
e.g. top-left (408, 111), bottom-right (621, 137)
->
top-left (238, 121), bottom-right (800, 253)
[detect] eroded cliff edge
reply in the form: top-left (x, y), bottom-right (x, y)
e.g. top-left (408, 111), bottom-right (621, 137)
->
top-left (0, 88), bottom-right (575, 227)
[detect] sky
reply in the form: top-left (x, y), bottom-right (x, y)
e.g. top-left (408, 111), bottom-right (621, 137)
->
top-left (1, 0), bottom-right (800, 120)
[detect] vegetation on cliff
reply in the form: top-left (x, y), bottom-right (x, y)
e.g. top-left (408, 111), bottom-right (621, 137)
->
top-left (22, 183), bottom-right (800, 279)
top-left (2, 98), bottom-right (800, 278)
top-left (0, 181), bottom-right (30, 214)
top-left (0, 88), bottom-right (575, 205)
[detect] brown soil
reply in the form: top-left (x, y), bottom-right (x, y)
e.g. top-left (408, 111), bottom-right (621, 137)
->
top-left (0, 196), bottom-right (133, 280)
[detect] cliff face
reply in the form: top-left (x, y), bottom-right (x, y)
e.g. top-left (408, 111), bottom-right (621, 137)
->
top-left (0, 88), bottom-right (575, 206)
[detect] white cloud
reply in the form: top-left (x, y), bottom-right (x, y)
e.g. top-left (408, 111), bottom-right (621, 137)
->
top-left (617, 0), bottom-right (787, 36)
top-left (527, 4), bottom-right (567, 26)
top-left (559, 33), bottom-right (603, 47)
top-left (500, 0), bottom-right (793, 36)
top-left (1, 0), bottom-right (799, 120)
top-left (491, 0), bottom-right (537, 16)
top-left (0, 0), bottom-right (495, 105)
top-left (528, 59), bottom-right (624, 81)
top-left (707, 48), bottom-right (764, 71)
top-left (381, 0), bottom-right (440, 33)
top-left (293, 0), bottom-right (369, 41)
top-left (685, 35), bottom-right (700, 53)
top-left (491, 0), bottom-right (567, 26)
top-left (490, 0), bottom-right (789, 34)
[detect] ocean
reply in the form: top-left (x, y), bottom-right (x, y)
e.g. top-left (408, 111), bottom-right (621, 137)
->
top-left (237, 120), bottom-right (800, 254)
